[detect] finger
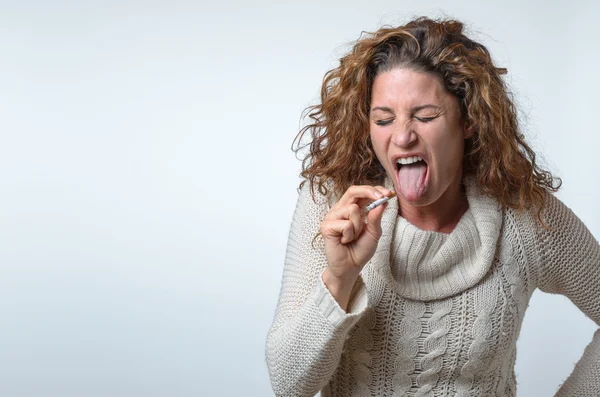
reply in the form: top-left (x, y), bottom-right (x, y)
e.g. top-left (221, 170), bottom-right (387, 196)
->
top-left (323, 204), bottom-right (364, 245)
top-left (374, 185), bottom-right (394, 198)
top-left (347, 204), bottom-right (364, 238)
top-left (334, 185), bottom-right (395, 213)
top-left (364, 201), bottom-right (388, 239)
top-left (336, 185), bottom-right (387, 208)
top-left (325, 203), bottom-right (364, 232)
top-left (321, 219), bottom-right (356, 244)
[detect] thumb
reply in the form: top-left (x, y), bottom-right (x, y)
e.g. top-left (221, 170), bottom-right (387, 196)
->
top-left (364, 201), bottom-right (388, 239)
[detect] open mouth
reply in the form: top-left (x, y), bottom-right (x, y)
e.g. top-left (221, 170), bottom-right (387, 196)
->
top-left (396, 156), bottom-right (426, 170)
top-left (395, 156), bottom-right (429, 201)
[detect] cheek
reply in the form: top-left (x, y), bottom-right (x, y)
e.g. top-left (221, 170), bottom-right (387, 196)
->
top-left (426, 127), bottom-right (465, 172)
top-left (369, 131), bottom-right (387, 158)
top-left (430, 123), bottom-right (464, 150)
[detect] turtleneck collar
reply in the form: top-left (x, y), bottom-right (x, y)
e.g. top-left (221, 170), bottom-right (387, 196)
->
top-left (367, 175), bottom-right (503, 301)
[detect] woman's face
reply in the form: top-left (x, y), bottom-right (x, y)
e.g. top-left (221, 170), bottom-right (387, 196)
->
top-left (369, 68), bottom-right (472, 206)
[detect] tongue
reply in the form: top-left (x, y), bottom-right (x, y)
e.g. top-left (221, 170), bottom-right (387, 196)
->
top-left (398, 162), bottom-right (427, 200)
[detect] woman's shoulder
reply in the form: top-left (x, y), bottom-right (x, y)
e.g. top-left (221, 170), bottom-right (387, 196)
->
top-left (527, 189), bottom-right (580, 229)
top-left (504, 188), bottom-right (592, 247)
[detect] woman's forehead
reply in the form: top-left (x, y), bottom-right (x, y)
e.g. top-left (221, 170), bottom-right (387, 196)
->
top-left (371, 69), bottom-right (453, 110)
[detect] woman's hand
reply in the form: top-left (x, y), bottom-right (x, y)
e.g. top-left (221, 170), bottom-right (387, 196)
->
top-left (320, 185), bottom-right (392, 310)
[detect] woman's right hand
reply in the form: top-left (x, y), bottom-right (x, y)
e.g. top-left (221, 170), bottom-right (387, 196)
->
top-left (319, 185), bottom-right (393, 309)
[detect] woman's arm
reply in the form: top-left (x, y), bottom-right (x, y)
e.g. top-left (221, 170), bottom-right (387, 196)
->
top-left (534, 193), bottom-right (600, 396)
top-left (265, 182), bottom-right (370, 397)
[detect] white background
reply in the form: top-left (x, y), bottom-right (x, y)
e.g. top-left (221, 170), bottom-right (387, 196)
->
top-left (1, 0), bottom-right (598, 396)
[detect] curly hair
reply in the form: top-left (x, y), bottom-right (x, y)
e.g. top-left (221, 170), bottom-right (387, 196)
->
top-left (292, 16), bottom-right (561, 226)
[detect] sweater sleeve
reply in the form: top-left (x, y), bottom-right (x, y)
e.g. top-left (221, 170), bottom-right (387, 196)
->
top-left (265, 182), bottom-right (370, 397)
top-left (533, 193), bottom-right (600, 396)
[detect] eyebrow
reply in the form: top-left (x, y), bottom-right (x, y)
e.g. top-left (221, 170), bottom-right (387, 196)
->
top-left (370, 104), bottom-right (441, 113)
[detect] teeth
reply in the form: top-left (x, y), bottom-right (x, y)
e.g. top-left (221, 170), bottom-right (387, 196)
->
top-left (396, 156), bottom-right (423, 165)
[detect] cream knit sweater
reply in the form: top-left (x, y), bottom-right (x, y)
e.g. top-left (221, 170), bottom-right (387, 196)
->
top-left (265, 177), bottom-right (600, 397)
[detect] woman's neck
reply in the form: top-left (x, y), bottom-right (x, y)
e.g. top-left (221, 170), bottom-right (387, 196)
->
top-left (398, 180), bottom-right (469, 234)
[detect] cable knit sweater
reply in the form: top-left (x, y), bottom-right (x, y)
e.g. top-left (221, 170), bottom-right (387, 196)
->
top-left (265, 177), bottom-right (600, 397)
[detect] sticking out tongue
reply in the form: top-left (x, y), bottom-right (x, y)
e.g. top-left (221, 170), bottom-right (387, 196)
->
top-left (398, 162), bottom-right (427, 201)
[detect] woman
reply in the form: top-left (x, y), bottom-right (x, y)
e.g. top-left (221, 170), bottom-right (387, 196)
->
top-left (265, 17), bottom-right (600, 396)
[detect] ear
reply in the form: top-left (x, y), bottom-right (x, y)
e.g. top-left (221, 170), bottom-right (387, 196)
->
top-left (463, 120), bottom-right (475, 139)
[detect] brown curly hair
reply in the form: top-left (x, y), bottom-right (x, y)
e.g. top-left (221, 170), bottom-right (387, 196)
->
top-left (292, 16), bottom-right (561, 226)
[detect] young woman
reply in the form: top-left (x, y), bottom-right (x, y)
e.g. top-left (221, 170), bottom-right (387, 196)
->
top-left (266, 17), bottom-right (600, 397)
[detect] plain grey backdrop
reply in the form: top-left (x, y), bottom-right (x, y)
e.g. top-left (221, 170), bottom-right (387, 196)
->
top-left (1, 0), bottom-right (598, 396)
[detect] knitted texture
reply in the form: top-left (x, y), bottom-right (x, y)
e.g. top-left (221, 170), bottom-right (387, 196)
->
top-left (265, 178), bottom-right (600, 397)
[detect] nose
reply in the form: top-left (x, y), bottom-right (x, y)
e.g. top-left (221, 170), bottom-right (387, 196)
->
top-left (391, 121), bottom-right (418, 148)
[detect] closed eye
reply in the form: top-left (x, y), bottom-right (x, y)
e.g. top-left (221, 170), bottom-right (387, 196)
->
top-left (415, 116), bottom-right (438, 123)
top-left (375, 115), bottom-right (439, 126)
top-left (375, 119), bottom-right (393, 126)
